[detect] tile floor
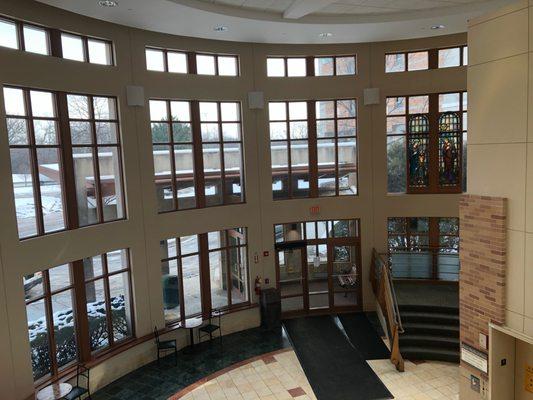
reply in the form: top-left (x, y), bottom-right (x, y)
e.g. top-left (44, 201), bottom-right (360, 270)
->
top-left (172, 349), bottom-right (460, 400)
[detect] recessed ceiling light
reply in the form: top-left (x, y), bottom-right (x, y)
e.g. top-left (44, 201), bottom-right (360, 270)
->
top-left (214, 26), bottom-right (229, 32)
top-left (431, 24), bottom-right (445, 30)
top-left (98, 0), bottom-right (118, 7)
top-left (319, 32), bottom-right (333, 38)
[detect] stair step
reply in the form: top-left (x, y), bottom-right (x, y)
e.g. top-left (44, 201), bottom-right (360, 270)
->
top-left (402, 322), bottom-right (459, 337)
top-left (401, 346), bottom-right (460, 363)
top-left (400, 333), bottom-right (459, 349)
top-left (399, 304), bottom-right (459, 315)
top-left (401, 311), bottom-right (459, 325)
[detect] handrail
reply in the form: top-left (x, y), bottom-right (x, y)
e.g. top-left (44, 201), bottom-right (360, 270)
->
top-left (370, 248), bottom-right (405, 372)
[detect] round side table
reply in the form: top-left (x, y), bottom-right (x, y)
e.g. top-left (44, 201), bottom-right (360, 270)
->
top-left (36, 383), bottom-right (72, 400)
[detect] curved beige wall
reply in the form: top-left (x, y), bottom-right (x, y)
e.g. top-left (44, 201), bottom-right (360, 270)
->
top-left (0, 0), bottom-right (466, 398)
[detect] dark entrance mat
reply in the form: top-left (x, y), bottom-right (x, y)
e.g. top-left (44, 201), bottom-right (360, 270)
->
top-left (283, 316), bottom-right (393, 400)
top-left (338, 313), bottom-right (391, 360)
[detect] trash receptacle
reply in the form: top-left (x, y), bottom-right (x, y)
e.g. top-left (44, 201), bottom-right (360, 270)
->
top-left (260, 288), bottom-right (281, 329)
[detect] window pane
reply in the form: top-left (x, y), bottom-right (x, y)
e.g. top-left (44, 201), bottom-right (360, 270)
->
top-left (269, 102), bottom-right (286, 120)
top-left (153, 145), bottom-right (172, 212)
top-left (162, 260), bottom-right (180, 323)
top-left (51, 290), bottom-right (77, 369)
top-left (11, 148), bottom-right (38, 238)
top-left (221, 102), bottom-right (239, 122)
top-left (409, 96), bottom-right (429, 114)
top-left (88, 39), bottom-right (112, 65)
top-left (289, 121), bottom-right (307, 139)
top-left (23, 271), bottom-right (44, 302)
top-left (168, 51), bottom-right (187, 73)
top-left (314, 57), bottom-right (334, 76)
top-left (107, 249), bottom-right (128, 273)
top-left (385, 53), bottom-right (405, 72)
top-left (7, 118), bottom-right (28, 145)
top-left (84, 255), bottom-right (104, 280)
top-left (230, 246), bottom-right (248, 305)
top-left (149, 100), bottom-right (168, 121)
top-left (271, 141), bottom-right (288, 199)
top-left (86, 279), bottom-right (109, 351)
top-left (317, 139), bottom-right (336, 197)
top-left (98, 147), bottom-right (124, 222)
top-left (438, 47), bottom-right (460, 68)
top-left (289, 102), bottom-right (307, 120)
top-left (387, 116), bottom-right (406, 135)
top-left (291, 141), bottom-right (309, 197)
top-left (316, 100), bottom-right (334, 119)
top-left (336, 56), bottom-right (356, 75)
top-left (61, 33), bottom-right (85, 62)
top-left (146, 48), bottom-right (165, 71)
top-left (26, 299), bottom-right (51, 380)
top-left (218, 56), bottom-right (238, 76)
top-left (30, 91), bottom-right (55, 118)
top-left (199, 102), bottom-right (218, 121)
top-left (338, 138), bottom-right (357, 195)
top-left (203, 143), bottom-right (223, 206)
top-left (224, 142), bottom-right (243, 203)
top-left (387, 136), bottom-right (406, 193)
top-left (439, 93), bottom-right (460, 112)
top-left (73, 147), bottom-right (98, 227)
top-left (95, 122), bottom-right (118, 144)
top-left (337, 99), bottom-right (356, 118)
top-left (33, 120), bottom-right (58, 145)
top-left (108, 272), bottom-right (132, 342)
top-left (23, 25), bottom-right (48, 55)
top-left (407, 51), bottom-right (428, 71)
top-left (181, 235), bottom-right (198, 255)
top-left (196, 54), bottom-right (216, 75)
top-left (4, 87), bottom-right (26, 116)
top-left (201, 123), bottom-right (219, 142)
top-left (70, 121), bottom-right (92, 144)
top-left (317, 120), bottom-right (334, 138)
top-left (463, 46), bottom-right (468, 65)
top-left (182, 255), bottom-right (201, 316)
top-left (287, 58), bottom-right (306, 77)
top-left (170, 101), bottom-right (190, 122)
top-left (0, 18), bottom-right (18, 49)
top-left (67, 95), bottom-right (90, 119)
top-left (386, 97), bottom-right (405, 115)
top-left (175, 144), bottom-right (196, 209)
top-left (37, 148), bottom-right (65, 233)
top-left (93, 96), bottom-right (117, 120)
top-left (267, 58), bottom-right (285, 77)
top-left (210, 249), bottom-right (229, 309)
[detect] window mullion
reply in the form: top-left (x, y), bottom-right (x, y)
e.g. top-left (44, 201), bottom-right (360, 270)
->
top-left (191, 101), bottom-right (206, 208)
top-left (56, 92), bottom-right (80, 229)
top-left (428, 93), bottom-right (439, 192)
top-left (88, 97), bottom-right (105, 222)
top-left (102, 253), bottom-right (115, 346)
top-left (307, 101), bottom-right (318, 198)
top-left (199, 233), bottom-right (211, 318)
top-left (177, 240), bottom-right (186, 323)
top-left (43, 270), bottom-right (59, 377)
top-left (71, 259), bottom-right (91, 362)
top-left (165, 101), bottom-right (178, 211)
top-left (217, 103), bottom-right (227, 205)
top-left (226, 233), bottom-right (232, 307)
top-left (24, 90), bottom-right (46, 235)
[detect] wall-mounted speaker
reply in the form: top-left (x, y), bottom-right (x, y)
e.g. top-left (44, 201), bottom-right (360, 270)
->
top-left (248, 91), bottom-right (264, 109)
top-left (126, 85), bottom-right (145, 107)
top-left (364, 88), bottom-right (380, 106)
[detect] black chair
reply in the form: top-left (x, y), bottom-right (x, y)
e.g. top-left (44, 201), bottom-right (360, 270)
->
top-left (198, 310), bottom-right (222, 344)
top-left (64, 364), bottom-right (90, 400)
top-left (154, 326), bottom-right (177, 366)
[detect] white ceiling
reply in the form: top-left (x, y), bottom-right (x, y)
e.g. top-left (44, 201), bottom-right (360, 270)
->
top-left (36, 0), bottom-right (514, 43)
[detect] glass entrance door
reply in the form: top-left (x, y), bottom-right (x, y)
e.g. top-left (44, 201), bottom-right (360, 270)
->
top-left (277, 246), bottom-right (307, 315)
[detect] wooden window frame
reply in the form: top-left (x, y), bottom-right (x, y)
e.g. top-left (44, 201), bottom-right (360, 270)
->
top-left (161, 228), bottom-right (250, 327)
top-left (4, 86), bottom-right (127, 240)
top-left (269, 99), bottom-right (358, 200)
top-left (385, 91), bottom-right (466, 194)
top-left (150, 99), bottom-right (245, 213)
top-left (0, 15), bottom-right (115, 65)
top-left (385, 45), bottom-right (467, 73)
top-left (266, 55), bottom-right (357, 77)
top-left (24, 249), bottom-right (135, 385)
top-left (145, 46), bottom-right (240, 76)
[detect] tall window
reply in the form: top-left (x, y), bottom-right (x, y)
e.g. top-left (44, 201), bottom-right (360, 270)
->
top-left (267, 55), bottom-right (356, 77)
top-left (3, 87), bottom-right (126, 239)
top-left (386, 92), bottom-right (467, 194)
top-left (160, 228), bottom-right (249, 325)
top-left (150, 99), bottom-right (244, 212)
top-left (24, 249), bottom-right (134, 382)
top-left (269, 99), bottom-right (357, 199)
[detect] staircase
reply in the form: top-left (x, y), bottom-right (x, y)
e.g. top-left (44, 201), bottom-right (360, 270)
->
top-left (398, 304), bottom-right (460, 363)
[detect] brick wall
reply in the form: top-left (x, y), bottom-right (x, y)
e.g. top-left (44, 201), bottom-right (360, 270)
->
top-left (459, 194), bottom-right (507, 374)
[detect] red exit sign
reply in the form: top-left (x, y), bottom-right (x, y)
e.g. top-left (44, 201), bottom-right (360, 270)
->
top-left (310, 205), bottom-right (320, 215)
